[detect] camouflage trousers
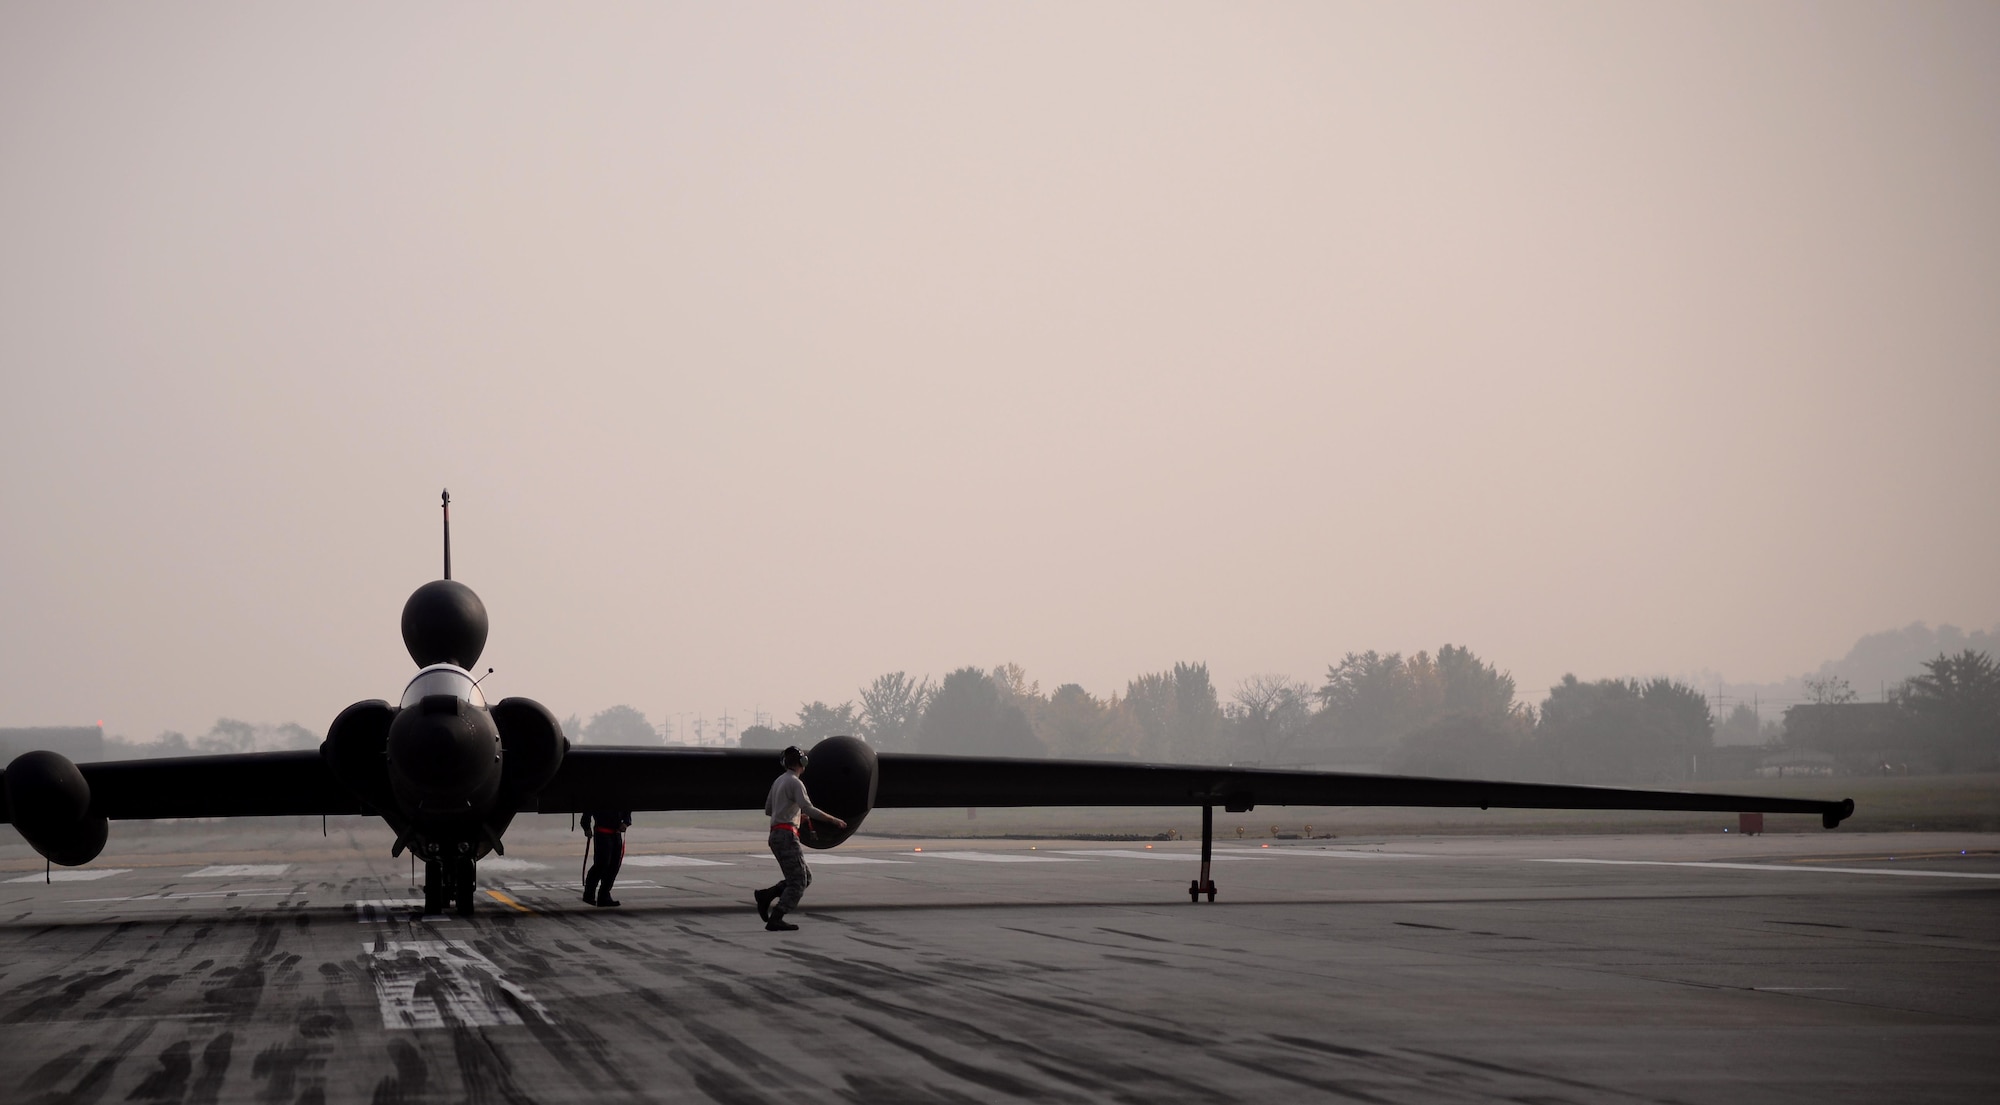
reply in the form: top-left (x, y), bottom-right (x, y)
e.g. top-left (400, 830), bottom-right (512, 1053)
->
top-left (767, 827), bottom-right (813, 912)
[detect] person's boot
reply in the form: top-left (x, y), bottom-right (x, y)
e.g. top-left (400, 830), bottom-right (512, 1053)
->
top-left (582, 890), bottom-right (597, 905)
top-left (765, 907), bottom-right (798, 932)
top-left (595, 890), bottom-right (621, 907)
top-left (754, 886), bottom-right (777, 922)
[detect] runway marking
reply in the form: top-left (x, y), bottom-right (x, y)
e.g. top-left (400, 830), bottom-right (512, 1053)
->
top-left (1754, 987), bottom-right (1850, 991)
top-left (364, 939), bottom-right (553, 1029)
top-left (916, 851), bottom-right (1085, 863)
top-left (1049, 849), bottom-right (1264, 862)
top-left (739, 853), bottom-right (910, 865)
top-left (6, 868), bottom-right (130, 883)
top-left (187, 864), bottom-right (291, 877)
top-left (1534, 858), bottom-right (2000, 880)
top-left (476, 858), bottom-right (547, 872)
top-left (484, 889), bottom-right (533, 913)
top-left (70, 890), bottom-right (294, 902)
top-left (501, 880), bottom-right (663, 892)
top-left (353, 899), bottom-right (429, 923)
top-left (623, 854), bottom-right (732, 867)
top-left (1214, 848), bottom-right (1431, 859)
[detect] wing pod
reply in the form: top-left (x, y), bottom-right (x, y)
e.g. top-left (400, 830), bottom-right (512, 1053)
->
top-left (321, 700), bottom-right (398, 815)
top-left (493, 696), bottom-right (566, 802)
top-left (799, 735), bottom-right (878, 850)
top-left (3, 750), bottom-right (110, 866)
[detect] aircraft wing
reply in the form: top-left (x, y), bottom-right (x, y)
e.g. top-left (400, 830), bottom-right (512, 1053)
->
top-left (0, 751), bottom-right (363, 823)
top-left (534, 747), bottom-right (1856, 828)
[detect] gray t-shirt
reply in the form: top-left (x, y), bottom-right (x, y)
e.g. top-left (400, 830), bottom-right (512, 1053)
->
top-left (765, 772), bottom-right (830, 828)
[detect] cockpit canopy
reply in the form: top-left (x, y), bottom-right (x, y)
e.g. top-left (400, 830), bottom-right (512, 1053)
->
top-left (400, 663), bottom-right (487, 710)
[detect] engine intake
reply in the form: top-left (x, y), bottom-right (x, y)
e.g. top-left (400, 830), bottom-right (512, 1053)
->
top-left (4, 750), bottom-right (109, 866)
top-left (798, 735), bottom-right (878, 850)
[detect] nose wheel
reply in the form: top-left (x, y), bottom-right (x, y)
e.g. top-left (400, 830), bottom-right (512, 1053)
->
top-left (421, 854), bottom-right (479, 916)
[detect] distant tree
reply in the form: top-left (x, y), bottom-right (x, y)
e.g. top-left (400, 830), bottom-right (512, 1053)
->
top-left (1315, 651), bottom-right (1419, 754)
top-left (991, 663), bottom-right (1040, 704)
top-left (920, 667), bottom-right (1042, 756)
top-left (1121, 663), bottom-right (1222, 762)
top-left (1804, 674), bottom-right (1859, 705)
top-left (1435, 645), bottom-right (1519, 720)
top-left (581, 705), bottom-right (658, 745)
top-left (1035, 683), bottom-right (1143, 759)
top-left (1227, 675), bottom-right (1316, 765)
top-left (1714, 703), bottom-right (1763, 745)
top-left (1391, 712), bottom-right (1530, 779)
top-left (1535, 676), bottom-right (1712, 784)
top-left (1315, 645), bottom-right (1522, 764)
top-left (200, 719), bottom-right (258, 754)
top-left (1640, 678), bottom-right (1714, 778)
top-left (1894, 650), bottom-right (2000, 770)
top-left (858, 672), bottom-right (932, 751)
top-left (738, 724), bottom-right (786, 749)
top-left (1123, 671), bottom-right (1176, 760)
top-left (992, 663), bottom-right (1048, 738)
top-left (784, 701), bottom-right (860, 744)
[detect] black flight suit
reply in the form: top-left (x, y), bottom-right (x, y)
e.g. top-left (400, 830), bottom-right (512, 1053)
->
top-left (582, 810), bottom-right (631, 906)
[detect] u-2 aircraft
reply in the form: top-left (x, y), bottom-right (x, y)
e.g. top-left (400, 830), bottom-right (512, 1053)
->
top-left (2, 493), bottom-right (1854, 915)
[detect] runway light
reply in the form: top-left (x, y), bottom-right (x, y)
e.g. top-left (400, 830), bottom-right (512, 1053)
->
top-left (913, 847), bottom-right (922, 852)
top-left (1261, 843), bottom-right (1270, 848)
top-left (1145, 844), bottom-right (1153, 849)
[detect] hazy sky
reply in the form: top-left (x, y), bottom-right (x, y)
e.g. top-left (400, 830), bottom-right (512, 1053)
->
top-left (3, 3), bottom-right (1996, 742)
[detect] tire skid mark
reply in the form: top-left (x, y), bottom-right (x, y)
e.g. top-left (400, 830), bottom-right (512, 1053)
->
top-left (841, 1014), bottom-right (1087, 1103)
top-left (24, 1021), bottom-right (154, 1105)
top-left (777, 954), bottom-right (1236, 1104)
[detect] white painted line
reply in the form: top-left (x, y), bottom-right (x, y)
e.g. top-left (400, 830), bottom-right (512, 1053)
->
top-left (187, 864), bottom-right (291, 877)
top-left (1213, 848), bottom-right (1431, 859)
top-left (7, 868), bottom-right (131, 883)
top-left (476, 858), bottom-right (546, 872)
top-left (739, 853), bottom-right (909, 865)
top-left (1048, 850), bottom-right (1263, 862)
top-left (1534, 859), bottom-right (2000, 880)
top-left (353, 899), bottom-right (427, 923)
top-left (365, 940), bottom-right (553, 1029)
top-left (69, 890), bottom-right (294, 902)
top-left (502, 880), bottom-right (662, 892)
top-left (1755, 987), bottom-right (1850, 991)
top-left (623, 854), bottom-right (732, 867)
top-left (915, 851), bottom-right (1085, 863)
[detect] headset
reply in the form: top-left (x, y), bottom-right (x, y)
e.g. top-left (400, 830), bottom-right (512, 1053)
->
top-left (780, 746), bottom-right (808, 769)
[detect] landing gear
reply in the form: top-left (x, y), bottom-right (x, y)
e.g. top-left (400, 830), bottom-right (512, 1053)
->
top-left (420, 850), bottom-right (479, 916)
top-left (454, 857), bottom-right (476, 917)
top-left (1188, 804), bottom-right (1217, 903)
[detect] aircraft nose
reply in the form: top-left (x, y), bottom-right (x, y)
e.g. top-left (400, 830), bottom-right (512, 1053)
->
top-left (388, 695), bottom-right (497, 805)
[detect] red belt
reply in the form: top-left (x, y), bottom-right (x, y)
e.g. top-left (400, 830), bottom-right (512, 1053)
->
top-left (771, 823), bottom-right (798, 836)
top-left (594, 827), bottom-right (621, 834)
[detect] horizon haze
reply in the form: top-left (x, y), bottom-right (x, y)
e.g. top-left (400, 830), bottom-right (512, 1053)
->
top-left (3, 3), bottom-right (1996, 744)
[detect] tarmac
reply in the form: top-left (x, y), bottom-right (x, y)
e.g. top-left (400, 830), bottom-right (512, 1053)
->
top-left (2, 818), bottom-right (1996, 1104)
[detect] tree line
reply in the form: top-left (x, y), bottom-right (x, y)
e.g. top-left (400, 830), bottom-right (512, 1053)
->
top-left (726, 645), bottom-right (1999, 782)
top-left (724, 645), bottom-right (1732, 785)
